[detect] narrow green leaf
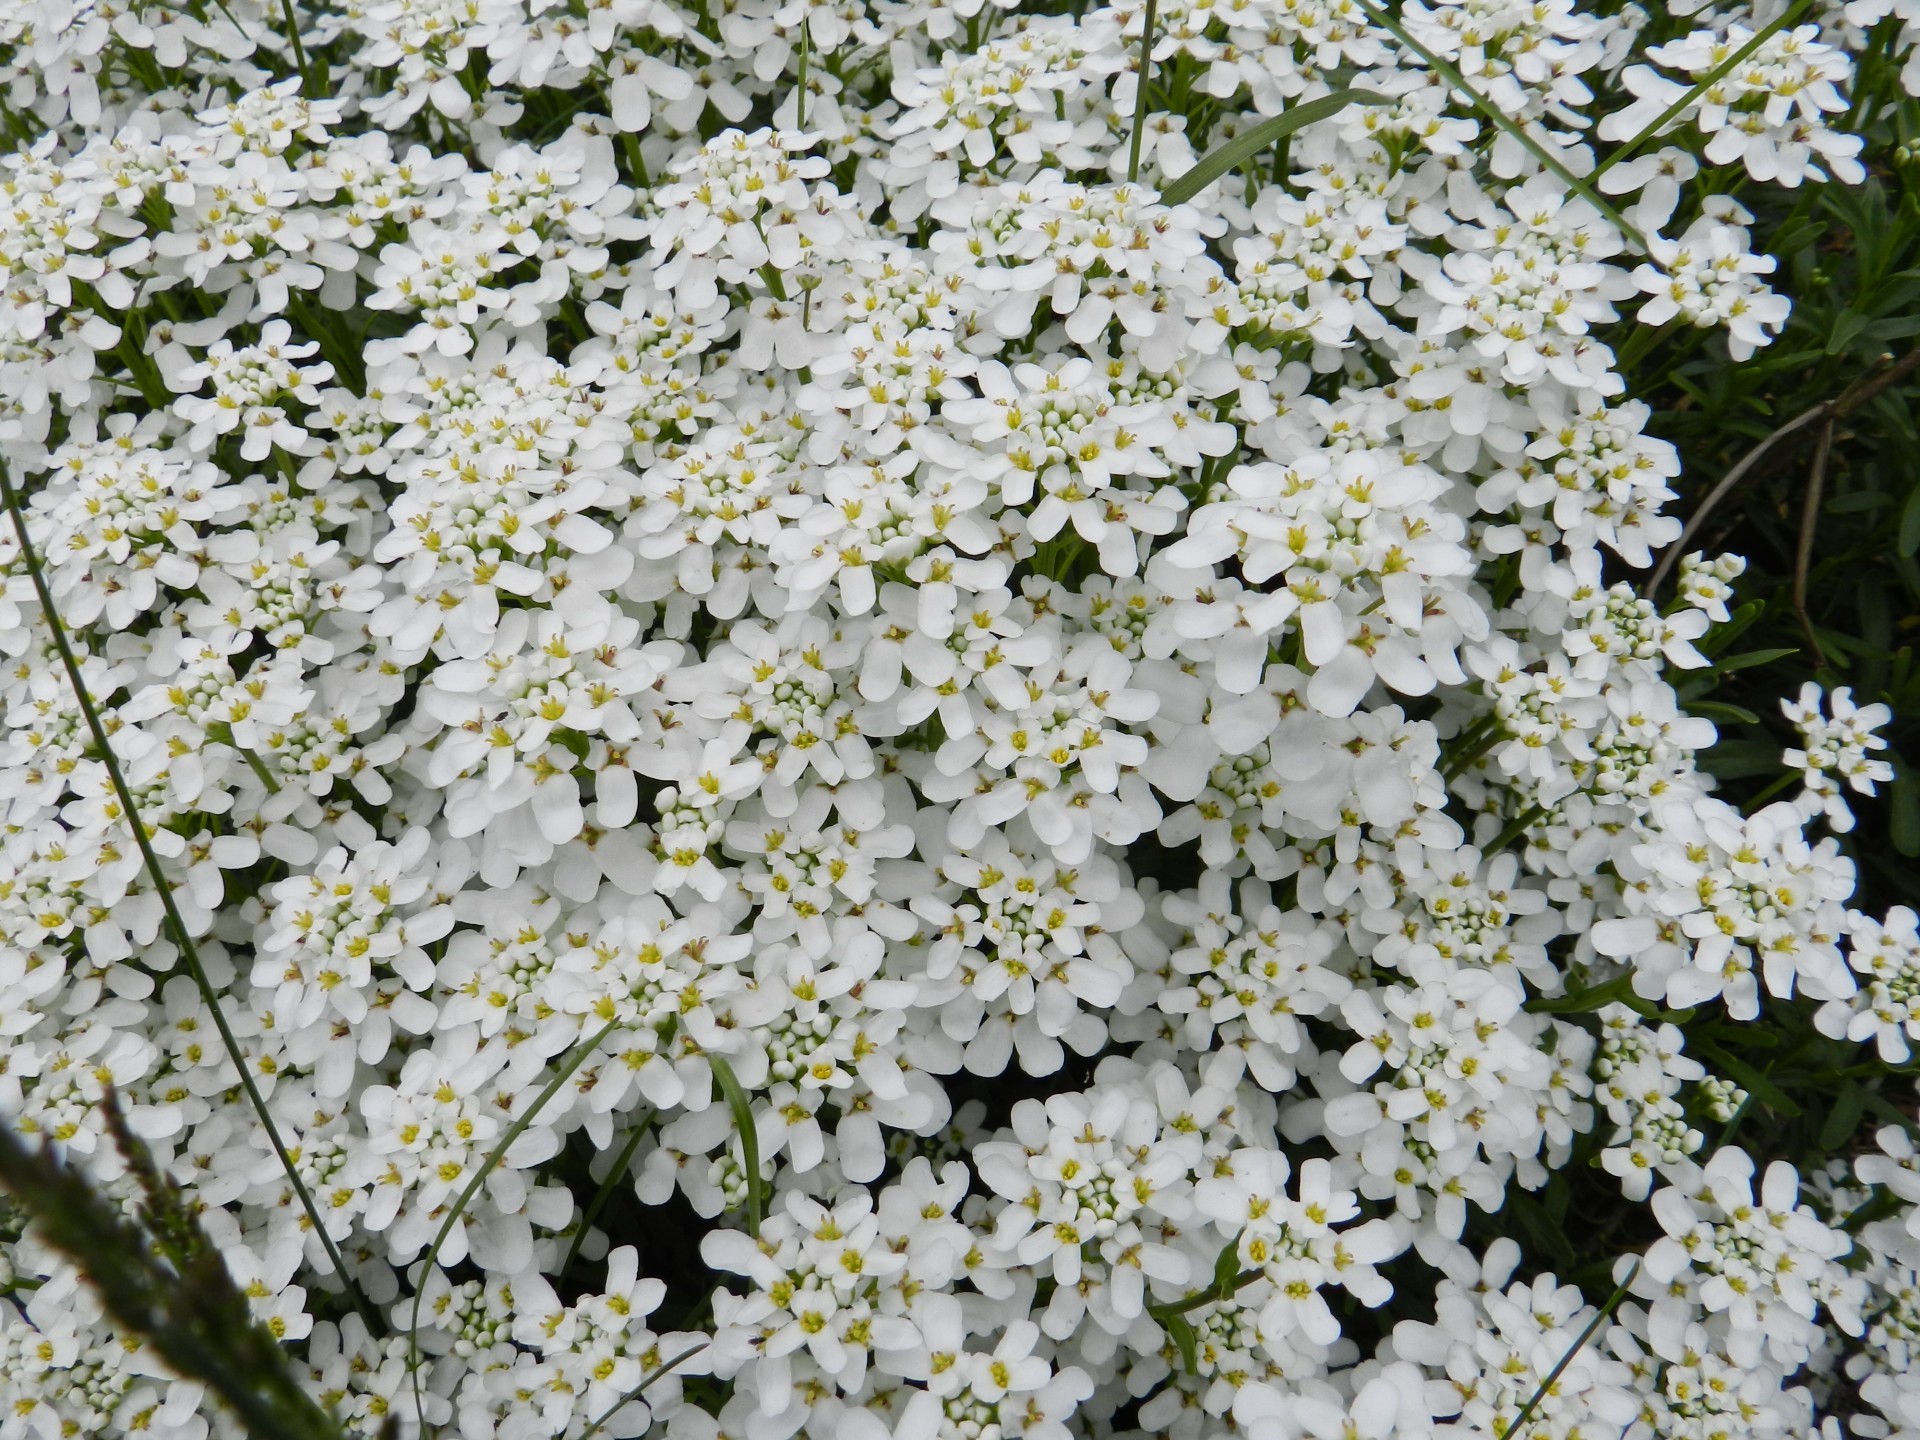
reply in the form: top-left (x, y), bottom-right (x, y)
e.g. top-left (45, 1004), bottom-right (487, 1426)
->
top-left (1508, 1191), bottom-right (1577, 1270)
top-left (1898, 485), bottom-right (1920, 558)
top-left (1892, 763), bottom-right (1919, 857)
top-left (1506, 1263), bottom-right (1641, 1440)
top-left (1525, 974), bottom-right (1646, 1016)
top-left (710, 1055), bottom-right (765, 1240)
top-left (1349, 0), bottom-right (1646, 250)
top-left (795, 19), bottom-right (810, 130)
top-left (408, 1018), bottom-right (623, 1427)
top-left (1159, 90), bottom-right (1388, 207)
top-left (1820, 1084), bottom-right (1870, 1151)
top-left (1826, 309), bottom-right (1869, 356)
top-left (1128, 0), bottom-right (1160, 183)
top-left (1211, 1238), bottom-right (1242, 1297)
top-left (1166, 1312), bottom-right (1200, 1374)
top-left (557, 1111), bottom-right (655, 1287)
top-left (1700, 739), bottom-right (1790, 781)
top-left (1589, 0), bottom-right (1813, 182)
top-left (0, 459), bottom-right (378, 1328)
top-left (1713, 647), bottom-right (1799, 673)
top-left (1695, 1041), bottom-right (1802, 1118)
top-left (578, 1340), bottom-right (712, 1440)
top-left (1688, 701), bottom-right (1763, 725)
top-left (1863, 1086), bottom-right (1920, 1136)
top-left (1866, 313), bottom-right (1920, 342)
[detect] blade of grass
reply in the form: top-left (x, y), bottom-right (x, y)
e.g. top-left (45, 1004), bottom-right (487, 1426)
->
top-left (1127, 0), bottom-right (1161, 183)
top-left (276, 0), bottom-right (315, 92)
top-left (1590, 0), bottom-right (1815, 184)
top-left (1504, 1260), bottom-right (1641, 1438)
top-left (577, 1340), bottom-right (711, 1440)
top-left (406, 1017), bottom-right (623, 1429)
top-left (1160, 90), bottom-right (1388, 206)
top-left (708, 1055), bottom-right (765, 1239)
top-left (556, 1110), bottom-right (655, 1288)
top-left (0, 456), bottom-right (377, 1329)
top-left (1349, 0), bottom-right (1646, 251)
top-left (795, 19), bottom-right (811, 130)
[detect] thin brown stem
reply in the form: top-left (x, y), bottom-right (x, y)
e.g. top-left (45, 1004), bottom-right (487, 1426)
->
top-left (1792, 419), bottom-right (1834, 671)
top-left (1648, 347), bottom-right (1920, 597)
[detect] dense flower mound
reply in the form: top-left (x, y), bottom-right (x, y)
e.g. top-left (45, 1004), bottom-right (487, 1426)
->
top-left (1, 0), bottom-right (1919, 1438)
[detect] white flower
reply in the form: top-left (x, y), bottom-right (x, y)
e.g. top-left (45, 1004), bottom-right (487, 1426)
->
top-left (1782, 681), bottom-right (1896, 833)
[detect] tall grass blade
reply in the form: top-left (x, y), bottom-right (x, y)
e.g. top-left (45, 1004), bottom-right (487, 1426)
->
top-left (708, 1055), bottom-right (764, 1239)
top-left (0, 456), bottom-right (378, 1327)
top-left (1350, 0), bottom-right (1646, 250)
top-left (1127, 0), bottom-right (1161, 183)
top-left (557, 1110), bottom-right (654, 1287)
top-left (1505, 1260), bottom-right (1641, 1438)
top-left (1591, 0), bottom-right (1815, 183)
top-left (406, 1017), bottom-right (623, 1428)
top-left (577, 1340), bottom-right (711, 1440)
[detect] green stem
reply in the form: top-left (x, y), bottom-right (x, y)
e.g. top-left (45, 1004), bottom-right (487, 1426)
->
top-left (556, 1112), bottom-right (654, 1287)
top-left (1486, 802), bottom-right (1549, 855)
top-left (276, 0), bottom-right (315, 91)
top-left (1746, 769), bottom-right (1801, 808)
top-left (407, 1017), bottom-right (624, 1428)
top-left (1590, 0), bottom-right (1815, 184)
top-left (1503, 1262), bottom-right (1641, 1439)
top-left (1147, 1266), bottom-right (1262, 1320)
top-left (1350, 0), bottom-right (1646, 251)
top-left (240, 746), bottom-right (283, 794)
top-left (577, 1341), bottom-right (711, 1440)
top-left (796, 19), bottom-right (811, 130)
top-left (0, 457), bottom-right (378, 1329)
top-left (1442, 713), bottom-right (1501, 780)
top-left (1128, 0), bottom-right (1160, 183)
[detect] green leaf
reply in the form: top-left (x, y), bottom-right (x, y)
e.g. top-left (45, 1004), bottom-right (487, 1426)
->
top-left (1159, 90), bottom-right (1388, 206)
top-left (1525, 974), bottom-right (1646, 1016)
top-left (1166, 1312), bottom-right (1200, 1375)
top-left (1695, 1041), bottom-right (1802, 1118)
top-left (1899, 485), bottom-right (1920, 559)
top-left (1826, 309), bottom-right (1870, 356)
top-left (1892, 762), bottom-right (1920, 857)
top-left (1697, 601), bottom-right (1765, 655)
top-left (0, 457), bottom-right (378, 1330)
top-left (1211, 1238), bottom-right (1242, 1297)
top-left (1688, 701), bottom-right (1763, 725)
top-left (408, 1018), bottom-right (623, 1424)
top-left (1507, 1191), bottom-right (1577, 1270)
top-left (578, 1341), bottom-right (712, 1440)
top-left (1866, 313), bottom-right (1920, 342)
top-left (1505, 1263), bottom-right (1641, 1440)
top-left (1701, 739), bottom-right (1790, 781)
top-left (1820, 1084), bottom-right (1870, 1151)
top-left (710, 1055), bottom-right (765, 1240)
top-left (1713, 647), bottom-right (1799, 673)
top-left (1864, 1087), bottom-right (1920, 1137)
top-left (557, 1112), bottom-right (655, 1287)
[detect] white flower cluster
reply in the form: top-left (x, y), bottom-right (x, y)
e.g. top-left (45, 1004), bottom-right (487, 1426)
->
top-left (0, 1), bottom-right (1915, 1439)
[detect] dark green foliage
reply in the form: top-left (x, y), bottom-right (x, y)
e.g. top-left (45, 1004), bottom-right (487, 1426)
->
top-left (1644, 139), bottom-right (1920, 917)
